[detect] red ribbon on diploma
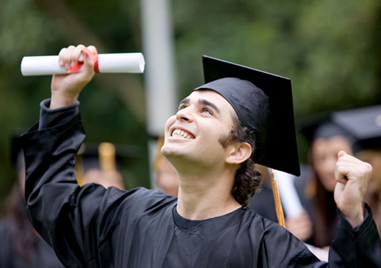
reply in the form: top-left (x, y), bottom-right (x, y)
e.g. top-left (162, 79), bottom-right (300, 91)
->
top-left (68, 47), bottom-right (99, 74)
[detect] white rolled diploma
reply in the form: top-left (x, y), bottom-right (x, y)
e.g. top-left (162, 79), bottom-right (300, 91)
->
top-left (274, 170), bottom-right (329, 262)
top-left (20, 53), bottom-right (145, 76)
top-left (273, 169), bottom-right (303, 219)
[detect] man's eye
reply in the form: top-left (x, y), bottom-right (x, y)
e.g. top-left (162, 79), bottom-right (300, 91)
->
top-left (202, 108), bottom-right (213, 115)
top-left (178, 104), bottom-right (187, 111)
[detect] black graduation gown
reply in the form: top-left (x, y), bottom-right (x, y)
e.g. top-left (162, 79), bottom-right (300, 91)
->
top-left (247, 184), bottom-right (278, 223)
top-left (20, 115), bottom-right (381, 268)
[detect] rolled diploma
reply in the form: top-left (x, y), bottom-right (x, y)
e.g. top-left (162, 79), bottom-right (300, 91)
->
top-left (273, 169), bottom-right (303, 219)
top-left (274, 170), bottom-right (328, 261)
top-left (20, 53), bottom-right (145, 76)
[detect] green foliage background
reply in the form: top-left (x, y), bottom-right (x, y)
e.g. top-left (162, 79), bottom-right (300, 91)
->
top-left (1, 0), bottom-right (380, 215)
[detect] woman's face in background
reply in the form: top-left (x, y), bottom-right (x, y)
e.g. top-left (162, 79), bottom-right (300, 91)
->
top-left (312, 136), bottom-right (352, 192)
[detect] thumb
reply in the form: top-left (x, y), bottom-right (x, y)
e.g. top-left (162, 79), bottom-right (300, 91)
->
top-left (81, 49), bottom-right (96, 78)
top-left (336, 150), bottom-right (348, 184)
top-left (83, 51), bottom-right (95, 69)
top-left (338, 150), bottom-right (347, 159)
top-left (87, 45), bottom-right (98, 55)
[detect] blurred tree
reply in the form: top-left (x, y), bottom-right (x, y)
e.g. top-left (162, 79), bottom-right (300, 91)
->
top-left (0, 0), bottom-right (149, 216)
top-left (171, 0), bottom-right (381, 160)
top-left (172, 0), bottom-right (380, 111)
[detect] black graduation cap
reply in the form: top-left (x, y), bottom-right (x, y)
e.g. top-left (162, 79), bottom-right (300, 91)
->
top-left (194, 56), bottom-right (300, 176)
top-left (74, 142), bottom-right (141, 188)
top-left (297, 113), bottom-right (359, 160)
top-left (298, 114), bottom-right (354, 145)
top-left (332, 105), bottom-right (381, 151)
top-left (75, 142), bottom-right (141, 173)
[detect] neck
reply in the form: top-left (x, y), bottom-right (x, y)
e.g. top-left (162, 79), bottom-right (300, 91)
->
top-left (176, 166), bottom-right (240, 220)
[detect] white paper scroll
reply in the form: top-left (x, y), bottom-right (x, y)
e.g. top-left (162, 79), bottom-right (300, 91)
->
top-left (20, 53), bottom-right (145, 76)
top-left (305, 244), bottom-right (329, 261)
top-left (273, 169), bottom-right (303, 219)
top-left (273, 170), bottom-right (329, 262)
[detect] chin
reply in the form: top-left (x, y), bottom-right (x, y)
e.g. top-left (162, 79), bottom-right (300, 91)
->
top-left (161, 145), bottom-right (182, 161)
top-left (161, 144), bottom-right (173, 157)
top-left (323, 180), bottom-right (336, 192)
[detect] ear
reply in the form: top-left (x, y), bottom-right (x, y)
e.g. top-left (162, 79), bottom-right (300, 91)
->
top-left (225, 142), bottom-right (252, 164)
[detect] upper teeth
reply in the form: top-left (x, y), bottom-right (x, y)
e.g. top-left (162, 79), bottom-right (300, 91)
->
top-left (172, 129), bottom-right (192, 139)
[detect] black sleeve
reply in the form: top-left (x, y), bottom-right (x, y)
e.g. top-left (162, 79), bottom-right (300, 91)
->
top-left (21, 115), bottom-right (127, 267)
top-left (328, 205), bottom-right (381, 267)
top-left (289, 205), bottom-right (381, 267)
top-left (259, 205), bottom-right (381, 267)
top-left (38, 98), bottom-right (79, 130)
top-left (20, 101), bottom-right (178, 268)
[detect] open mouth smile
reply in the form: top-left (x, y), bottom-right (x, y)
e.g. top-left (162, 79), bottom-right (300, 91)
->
top-left (171, 129), bottom-right (195, 139)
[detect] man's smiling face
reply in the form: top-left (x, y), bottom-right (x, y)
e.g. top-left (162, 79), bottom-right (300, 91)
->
top-left (161, 90), bottom-right (237, 170)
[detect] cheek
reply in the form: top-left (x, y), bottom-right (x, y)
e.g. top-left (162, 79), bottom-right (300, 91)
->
top-left (161, 116), bottom-right (176, 155)
top-left (200, 128), bottom-right (228, 155)
top-left (313, 161), bottom-right (324, 175)
top-left (314, 158), bottom-right (334, 174)
top-left (164, 116), bottom-right (176, 135)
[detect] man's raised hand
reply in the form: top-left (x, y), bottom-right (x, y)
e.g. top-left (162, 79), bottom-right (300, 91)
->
top-left (334, 150), bottom-right (372, 227)
top-left (50, 45), bottom-right (97, 109)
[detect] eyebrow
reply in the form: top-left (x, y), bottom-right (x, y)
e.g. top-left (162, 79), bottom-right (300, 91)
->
top-left (179, 97), bottom-right (221, 115)
top-left (179, 98), bottom-right (189, 106)
top-left (199, 99), bottom-right (221, 115)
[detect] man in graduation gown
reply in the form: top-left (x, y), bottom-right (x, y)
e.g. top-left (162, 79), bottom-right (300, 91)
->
top-left (20, 45), bottom-right (381, 267)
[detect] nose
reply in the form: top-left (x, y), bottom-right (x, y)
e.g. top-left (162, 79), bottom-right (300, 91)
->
top-left (324, 155), bottom-right (337, 173)
top-left (176, 106), bottom-right (193, 122)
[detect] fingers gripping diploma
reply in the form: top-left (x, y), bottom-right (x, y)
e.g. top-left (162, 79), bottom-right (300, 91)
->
top-left (50, 45), bottom-right (98, 109)
top-left (334, 151), bottom-right (373, 227)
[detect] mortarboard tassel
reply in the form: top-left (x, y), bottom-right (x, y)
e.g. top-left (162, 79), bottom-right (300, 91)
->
top-left (270, 169), bottom-right (285, 228)
top-left (99, 142), bottom-right (117, 172)
top-left (74, 144), bottom-right (86, 186)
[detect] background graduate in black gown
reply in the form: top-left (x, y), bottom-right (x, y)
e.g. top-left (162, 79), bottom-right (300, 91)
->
top-left (292, 119), bottom-right (355, 249)
top-left (0, 137), bottom-right (64, 268)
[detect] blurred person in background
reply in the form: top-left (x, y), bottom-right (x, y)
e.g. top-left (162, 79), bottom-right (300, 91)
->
top-left (0, 138), bottom-right (127, 267)
top-left (331, 105), bottom-right (381, 236)
top-left (0, 136), bottom-right (64, 268)
top-left (75, 142), bottom-right (126, 190)
top-left (291, 119), bottom-right (355, 250)
top-left (357, 149), bottom-right (381, 235)
top-left (283, 164), bottom-right (314, 243)
top-left (152, 137), bottom-right (179, 196)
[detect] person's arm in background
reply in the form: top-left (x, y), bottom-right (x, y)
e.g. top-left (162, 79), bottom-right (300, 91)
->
top-left (285, 209), bottom-right (313, 242)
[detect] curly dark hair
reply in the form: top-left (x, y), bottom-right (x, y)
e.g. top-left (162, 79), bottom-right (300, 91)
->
top-left (219, 115), bottom-right (263, 206)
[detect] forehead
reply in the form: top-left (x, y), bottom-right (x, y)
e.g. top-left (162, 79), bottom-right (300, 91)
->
top-left (187, 90), bottom-right (232, 107)
top-left (185, 89), bottom-right (237, 120)
top-left (312, 136), bottom-right (352, 154)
